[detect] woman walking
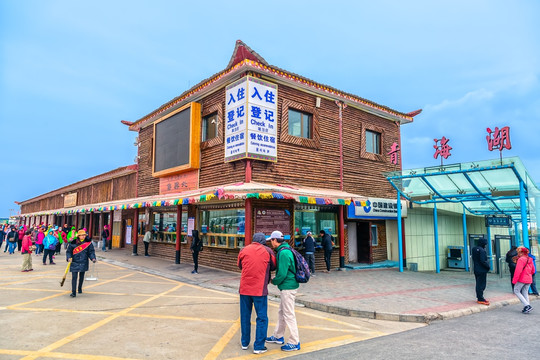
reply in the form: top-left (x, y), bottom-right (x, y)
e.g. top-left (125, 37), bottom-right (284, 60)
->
top-left (42, 229), bottom-right (58, 265)
top-left (66, 229), bottom-right (96, 297)
top-left (21, 230), bottom-right (34, 272)
top-left (512, 246), bottom-right (535, 313)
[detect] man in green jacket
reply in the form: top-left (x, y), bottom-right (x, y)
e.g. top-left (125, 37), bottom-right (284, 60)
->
top-left (266, 230), bottom-right (301, 352)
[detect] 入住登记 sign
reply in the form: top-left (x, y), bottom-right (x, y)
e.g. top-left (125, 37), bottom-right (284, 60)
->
top-left (224, 76), bottom-right (278, 163)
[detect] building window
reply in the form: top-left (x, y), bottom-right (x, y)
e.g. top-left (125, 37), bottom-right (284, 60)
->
top-left (199, 209), bottom-right (245, 248)
top-left (202, 112), bottom-right (218, 142)
top-left (366, 130), bottom-right (381, 154)
top-left (288, 109), bottom-right (312, 139)
top-left (371, 225), bottom-right (378, 246)
top-left (150, 210), bottom-right (188, 243)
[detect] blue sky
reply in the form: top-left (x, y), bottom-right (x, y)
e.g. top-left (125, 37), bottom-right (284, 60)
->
top-left (1, 0), bottom-right (539, 217)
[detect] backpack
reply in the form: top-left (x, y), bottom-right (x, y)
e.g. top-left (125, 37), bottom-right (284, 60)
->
top-left (277, 246), bottom-right (311, 283)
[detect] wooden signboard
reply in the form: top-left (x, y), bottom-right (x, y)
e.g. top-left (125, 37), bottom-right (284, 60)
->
top-left (64, 193), bottom-right (77, 208)
top-left (254, 208), bottom-right (290, 236)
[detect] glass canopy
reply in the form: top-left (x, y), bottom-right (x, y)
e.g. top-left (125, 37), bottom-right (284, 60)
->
top-left (386, 157), bottom-right (540, 223)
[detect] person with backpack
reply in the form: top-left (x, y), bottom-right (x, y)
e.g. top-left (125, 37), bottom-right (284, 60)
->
top-left (266, 230), bottom-right (301, 352)
top-left (42, 229), bottom-right (58, 265)
top-left (237, 232), bottom-right (276, 354)
top-left (512, 246), bottom-right (535, 313)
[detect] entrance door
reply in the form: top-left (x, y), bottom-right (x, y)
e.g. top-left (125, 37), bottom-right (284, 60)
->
top-left (357, 222), bottom-right (373, 264)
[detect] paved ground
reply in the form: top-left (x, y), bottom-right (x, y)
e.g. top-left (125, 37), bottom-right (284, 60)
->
top-left (95, 249), bottom-right (538, 323)
top-left (0, 251), bottom-right (421, 360)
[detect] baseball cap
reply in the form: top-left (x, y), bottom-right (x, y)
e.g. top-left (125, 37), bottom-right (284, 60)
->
top-left (266, 230), bottom-right (283, 241)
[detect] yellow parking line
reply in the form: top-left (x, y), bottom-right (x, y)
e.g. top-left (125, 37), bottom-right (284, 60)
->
top-left (227, 335), bottom-right (357, 359)
top-left (8, 273), bottom-right (134, 309)
top-left (204, 318), bottom-right (241, 360)
top-left (1, 287), bottom-right (65, 293)
top-left (19, 283), bottom-right (185, 360)
top-left (96, 262), bottom-right (127, 270)
top-left (123, 312), bottom-right (237, 323)
top-left (0, 348), bottom-right (141, 360)
top-left (0, 276), bottom-right (52, 286)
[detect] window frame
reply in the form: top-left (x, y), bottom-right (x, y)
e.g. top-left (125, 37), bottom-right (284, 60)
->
top-left (288, 108), bottom-right (313, 139)
top-left (370, 224), bottom-right (378, 246)
top-left (360, 124), bottom-right (386, 162)
top-left (365, 130), bottom-right (381, 155)
top-left (280, 99), bottom-right (320, 149)
top-left (201, 112), bottom-right (218, 142)
top-left (200, 103), bottom-right (223, 149)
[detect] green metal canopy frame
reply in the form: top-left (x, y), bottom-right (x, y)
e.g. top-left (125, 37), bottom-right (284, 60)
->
top-left (386, 157), bottom-right (540, 272)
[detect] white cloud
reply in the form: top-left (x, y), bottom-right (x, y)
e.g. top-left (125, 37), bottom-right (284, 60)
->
top-left (426, 88), bottom-right (495, 112)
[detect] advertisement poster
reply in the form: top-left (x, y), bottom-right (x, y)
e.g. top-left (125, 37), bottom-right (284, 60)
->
top-left (187, 217), bottom-right (195, 236)
top-left (254, 208), bottom-right (290, 236)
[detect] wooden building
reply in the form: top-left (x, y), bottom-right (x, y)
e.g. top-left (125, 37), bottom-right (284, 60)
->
top-left (17, 41), bottom-right (420, 272)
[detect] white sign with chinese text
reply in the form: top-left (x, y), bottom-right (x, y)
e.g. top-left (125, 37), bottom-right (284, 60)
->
top-left (354, 198), bottom-right (407, 218)
top-left (224, 76), bottom-right (278, 162)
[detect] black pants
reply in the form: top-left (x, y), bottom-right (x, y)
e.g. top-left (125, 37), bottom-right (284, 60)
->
top-left (531, 274), bottom-right (538, 295)
top-left (324, 249), bottom-right (332, 271)
top-left (475, 272), bottom-right (487, 301)
top-left (42, 249), bottom-right (54, 264)
top-left (72, 271), bottom-right (86, 294)
top-left (144, 241), bottom-right (149, 256)
top-left (192, 251), bottom-right (199, 271)
top-left (509, 266), bottom-right (516, 291)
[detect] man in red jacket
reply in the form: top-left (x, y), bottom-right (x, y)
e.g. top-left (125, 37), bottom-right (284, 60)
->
top-left (237, 232), bottom-right (276, 354)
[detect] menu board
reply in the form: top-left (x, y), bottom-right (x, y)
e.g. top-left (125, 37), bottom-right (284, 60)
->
top-left (255, 208), bottom-right (290, 236)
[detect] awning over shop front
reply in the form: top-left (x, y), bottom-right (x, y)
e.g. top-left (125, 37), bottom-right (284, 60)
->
top-left (19, 181), bottom-right (366, 218)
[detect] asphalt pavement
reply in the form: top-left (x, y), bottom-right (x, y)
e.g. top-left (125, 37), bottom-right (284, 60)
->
top-left (96, 248), bottom-right (539, 323)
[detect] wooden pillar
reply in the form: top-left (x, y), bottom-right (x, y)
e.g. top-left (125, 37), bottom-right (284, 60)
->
top-left (339, 205), bottom-right (345, 269)
top-left (132, 209), bottom-right (139, 255)
top-left (109, 210), bottom-right (113, 249)
top-left (89, 212), bottom-right (93, 238)
top-left (75, 213), bottom-right (79, 230)
top-left (175, 205), bottom-right (182, 264)
top-left (245, 198), bottom-right (252, 246)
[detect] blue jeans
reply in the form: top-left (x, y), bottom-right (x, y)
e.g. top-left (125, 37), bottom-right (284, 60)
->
top-left (8, 242), bottom-right (16, 254)
top-left (240, 294), bottom-right (268, 350)
top-left (102, 238), bottom-right (108, 251)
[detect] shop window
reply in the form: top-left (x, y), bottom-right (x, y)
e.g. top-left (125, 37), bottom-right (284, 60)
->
top-left (137, 213), bottom-right (146, 235)
top-left (152, 212), bottom-right (177, 244)
top-left (371, 225), bottom-right (378, 246)
top-left (293, 207), bottom-right (338, 248)
top-left (199, 209), bottom-right (245, 249)
top-left (366, 130), bottom-right (381, 154)
top-left (288, 109), bottom-right (312, 139)
top-left (202, 112), bottom-right (218, 142)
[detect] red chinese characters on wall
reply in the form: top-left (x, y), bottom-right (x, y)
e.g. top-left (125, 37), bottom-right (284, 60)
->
top-left (159, 170), bottom-right (199, 195)
top-left (388, 142), bottom-right (400, 165)
top-left (486, 126), bottom-right (512, 152)
top-left (433, 137), bottom-right (452, 160)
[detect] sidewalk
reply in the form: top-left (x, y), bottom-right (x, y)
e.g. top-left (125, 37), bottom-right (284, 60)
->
top-left (97, 249), bottom-right (538, 323)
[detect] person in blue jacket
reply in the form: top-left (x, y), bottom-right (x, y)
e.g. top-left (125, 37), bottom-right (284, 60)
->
top-left (42, 229), bottom-right (58, 265)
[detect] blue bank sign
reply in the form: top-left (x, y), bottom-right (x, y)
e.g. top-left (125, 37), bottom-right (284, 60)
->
top-left (349, 198), bottom-right (407, 219)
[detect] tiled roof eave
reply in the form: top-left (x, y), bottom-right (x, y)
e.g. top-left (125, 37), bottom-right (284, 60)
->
top-left (129, 59), bottom-right (413, 131)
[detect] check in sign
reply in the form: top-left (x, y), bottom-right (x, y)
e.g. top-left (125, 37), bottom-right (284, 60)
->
top-left (224, 76), bottom-right (278, 163)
